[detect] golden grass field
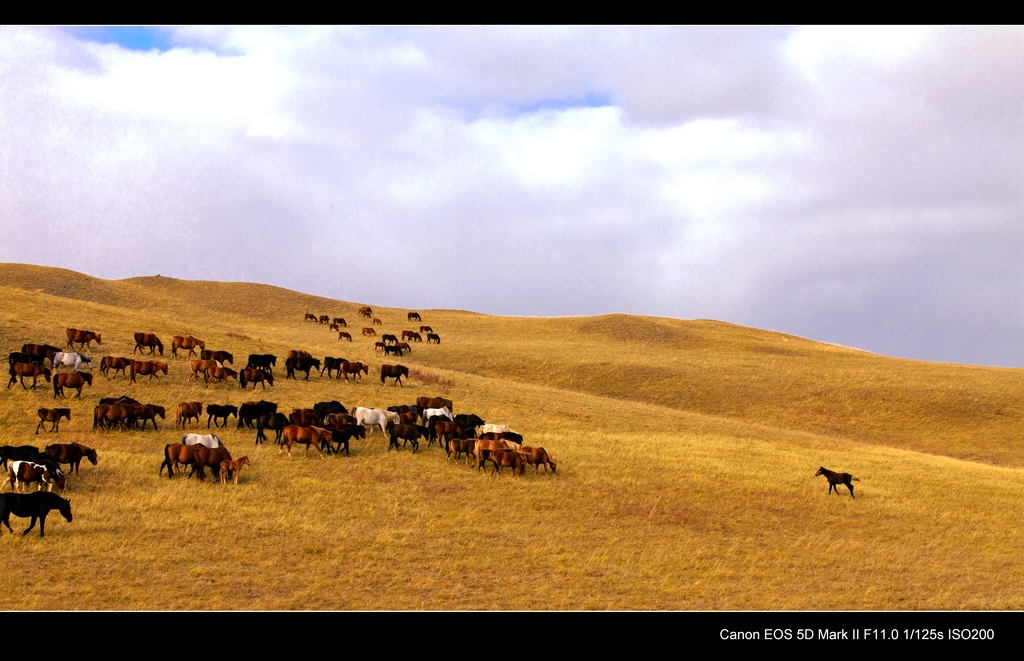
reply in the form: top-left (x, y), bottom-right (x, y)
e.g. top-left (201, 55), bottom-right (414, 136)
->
top-left (0, 262), bottom-right (1022, 610)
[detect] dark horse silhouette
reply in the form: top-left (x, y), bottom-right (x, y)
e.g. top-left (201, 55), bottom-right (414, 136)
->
top-left (815, 466), bottom-right (859, 498)
top-left (0, 491), bottom-right (72, 537)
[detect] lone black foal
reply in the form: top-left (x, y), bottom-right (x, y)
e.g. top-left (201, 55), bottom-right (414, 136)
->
top-left (815, 466), bottom-right (860, 498)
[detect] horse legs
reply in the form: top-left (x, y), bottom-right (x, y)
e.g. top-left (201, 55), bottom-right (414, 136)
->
top-left (22, 515), bottom-right (38, 536)
top-left (0, 514), bottom-right (12, 534)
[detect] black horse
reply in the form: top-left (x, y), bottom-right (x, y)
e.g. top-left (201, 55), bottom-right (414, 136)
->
top-left (0, 491), bottom-right (72, 537)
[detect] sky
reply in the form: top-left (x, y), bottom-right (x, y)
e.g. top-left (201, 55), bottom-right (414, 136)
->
top-left (0, 26), bottom-right (1021, 367)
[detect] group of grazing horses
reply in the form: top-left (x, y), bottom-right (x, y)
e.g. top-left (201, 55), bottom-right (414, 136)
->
top-left (93, 397), bottom-right (166, 431)
top-left (160, 437), bottom-right (246, 483)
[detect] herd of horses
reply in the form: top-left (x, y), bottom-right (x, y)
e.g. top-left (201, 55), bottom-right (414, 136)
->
top-left (0, 303), bottom-right (566, 537)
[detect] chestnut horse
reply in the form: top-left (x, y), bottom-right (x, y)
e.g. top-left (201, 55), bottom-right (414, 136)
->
top-left (133, 333), bottom-right (164, 356)
top-left (171, 335), bottom-right (205, 359)
top-left (380, 364), bottom-right (409, 387)
top-left (65, 328), bottom-right (102, 350)
top-left (129, 360), bottom-right (168, 384)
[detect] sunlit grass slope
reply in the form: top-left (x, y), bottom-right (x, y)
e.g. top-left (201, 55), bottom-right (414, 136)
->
top-left (0, 262), bottom-right (1022, 610)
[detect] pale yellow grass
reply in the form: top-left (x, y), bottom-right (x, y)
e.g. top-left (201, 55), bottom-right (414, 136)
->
top-left (0, 263), bottom-right (1022, 610)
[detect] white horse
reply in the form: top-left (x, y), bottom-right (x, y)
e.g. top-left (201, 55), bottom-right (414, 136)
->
top-left (421, 407), bottom-right (453, 423)
top-left (181, 433), bottom-right (224, 449)
top-left (51, 351), bottom-right (92, 371)
top-left (352, 407), bottom-right (400, 437)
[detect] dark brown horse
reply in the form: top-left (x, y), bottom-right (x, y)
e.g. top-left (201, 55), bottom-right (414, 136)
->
top-left (358, 306), bottom-right (372, 318)
top-left (53, 371), bottom-right (92, 398)
top-left (339, 332), bottom-right (352, 342)
top-left (240, 368), bottom-right (274, 390)
top-left (380, 364), bottom-right (409, 387)
top-left (200, 350), bottom-right (233, 365)
top-left (36, 409), bottom-right (71, 434)
top-left (133, 333), bottom-right (163, 356)
top-left (44, 443), bottom-right (98, 476)
top-left (816, 467), bottom-right (859, 498)
top-left (408, 312), bottom-right (421, 321)
top-left (21, 344), bottom-right (60, 362)
top-left (65, 328), bottom-right (102, 350)
top-left (304, 313), bottom-right (318, 322)
top-left (9, 364), bottom-right (52, 390)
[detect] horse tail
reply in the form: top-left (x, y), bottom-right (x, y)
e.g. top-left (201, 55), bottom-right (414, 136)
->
top-left (852, 476), bottom-right (860, 482)
top-left (160, 444), bottom-right (171, 476)
top-left (53, 376), bottom-right (60, 398)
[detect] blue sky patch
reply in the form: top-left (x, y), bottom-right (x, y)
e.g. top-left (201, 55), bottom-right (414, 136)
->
top-left (61, 26), bottom-right (176, 52)
top-left (514, 93), bottom-right (613, 114)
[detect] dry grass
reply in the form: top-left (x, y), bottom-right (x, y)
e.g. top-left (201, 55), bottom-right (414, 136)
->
top-left (0, 263), bottom-right (1023, 610)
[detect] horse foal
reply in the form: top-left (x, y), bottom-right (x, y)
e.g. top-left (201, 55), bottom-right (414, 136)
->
top-left (815, 466), bottom-right (859, 498)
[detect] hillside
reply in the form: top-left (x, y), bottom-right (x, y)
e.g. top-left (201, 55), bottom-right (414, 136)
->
top-left (1, 262), bottom-right (1022, 610)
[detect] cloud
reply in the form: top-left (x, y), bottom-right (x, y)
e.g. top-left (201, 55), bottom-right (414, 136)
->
top-left (0, 26), bottom-right (1020, 366)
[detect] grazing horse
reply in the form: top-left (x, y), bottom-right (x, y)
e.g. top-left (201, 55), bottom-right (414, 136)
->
top-left (520, 446), bottom-right (557, 473)
top-left (65, 328), bottom-right (101, 350)
top-left (396, 342), bottom-right (412, 355)
top-left (408, 312), bottom-right (421, 321)
top-left (240, 368), bottom-right (274, 390)
top-left (129, 360), bottom-right (168, 384)
top-left (419, 326), bottom-right (433, 333)
top-left (190, 446), bottom-right (233, 481)
top-left (5, 461), bottom-right (66, 493)
top-left (133, 332), bottom-right (164, 356)
top-left (383, 345), bottom-right (403, 357)
top-left (8, 364), bottom-right (51, 390)
top-left (358, 306), bottom-right (372, 318)
top-left (52, 351), bottom-right (93, 372)
top-left (332, 317), bottom-right (347, 327)
top-left (304, 313), bottom-right (318, 322)
top-left (381, 334), bottom-right (399, 345)
top-left (44, 443), bottom-right (97, 476)
top-left (318, 315), bottom-right (330, 324)
top-left (338, 332), bottom-right (352, 342)
top-left (329, 323), bottom-right (341, 332)
top-left (0, 492), bottom-right (72, 537)
top-left (171, 335), bottom-right (205, 359)
top-left (160, 443), bottom-right (198, 478)
top-left (100, 356), bottom-right (132, 378)
top-left (380, 364), bottom-right (409, 387)
top-left (36, 409), bottom-right (71, 434)
top-left (372, 318), bottom-right (383, 326)
top-left (426, 333), bottom-right (441, 344)
top-left (361, 327), bottom-right (376, 336)
top-left (53, 371), bottom-right (93, 398)
top-left (400, 330), bottom-right (416, 341)
top-left (815, 467), bottom-right (860, 498)
top-left (373, 341), bottom-right (386, 353)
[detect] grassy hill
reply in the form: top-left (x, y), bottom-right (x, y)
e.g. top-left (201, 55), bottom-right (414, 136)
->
top-left (1, 262), bottom-right (1022, 609)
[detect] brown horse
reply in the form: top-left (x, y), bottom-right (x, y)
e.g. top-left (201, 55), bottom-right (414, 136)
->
top-left (53, 372), bottom-right (93, 398)
top-left (187, 359), bottom-right (221, 383)
top-left (100, 356), bottom-right (132, 378)
top-left (129, 360), bottom-right (168, 384)
top-left (318, 315), bottom-right (329, 324)
top-left (417, 396), bottom-right (453, 411)
top-left (373, 318), bottom-right (383, 326)
top-left (160, 443), bottom-right (198, 478)
top-left (304, 313), bottom-right (318, 322)
top-left (341, 361), bottom-right (368, 382)
top-left (21, 344), bottom-right (60, 362)
top-left (200, 350), bottom-right (233, 365)
top-left (358, 306), bottom-right (372, 318)
top-left (426, 333), bottom-right (441, 344)
top-left (332, 317), bottom-right (347, 327)
top-left (380, 364), bottom-right (409, 387)
top-left (408, 312), bottom-right (421, 322)
top-left (419, 326), bottom-right (433, 333)
top-left (240, 368), bottom-right (274, 390)
top-left (44, 443), bottom-right (97, 475)
top-left (171, 335), bottom-right (205, 359)
top-left (8, 364), bottom-right (52, 390)
top-left (338, 332), bottom-right (352, 342)
top-left (279, 426), bottom-right (329, 459)
top-left (176, 402), bottom-right (203, 429)
top-left (133, 333), bottom-right (164, 356)
top-left (361, 327), bottom-right (376, 336)
top-left (65, 328), bottom-right (102, 350)
top-left (36, 409), bottom-right (71, 434)
top-left (219, 456), bottom-right (250, 484)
